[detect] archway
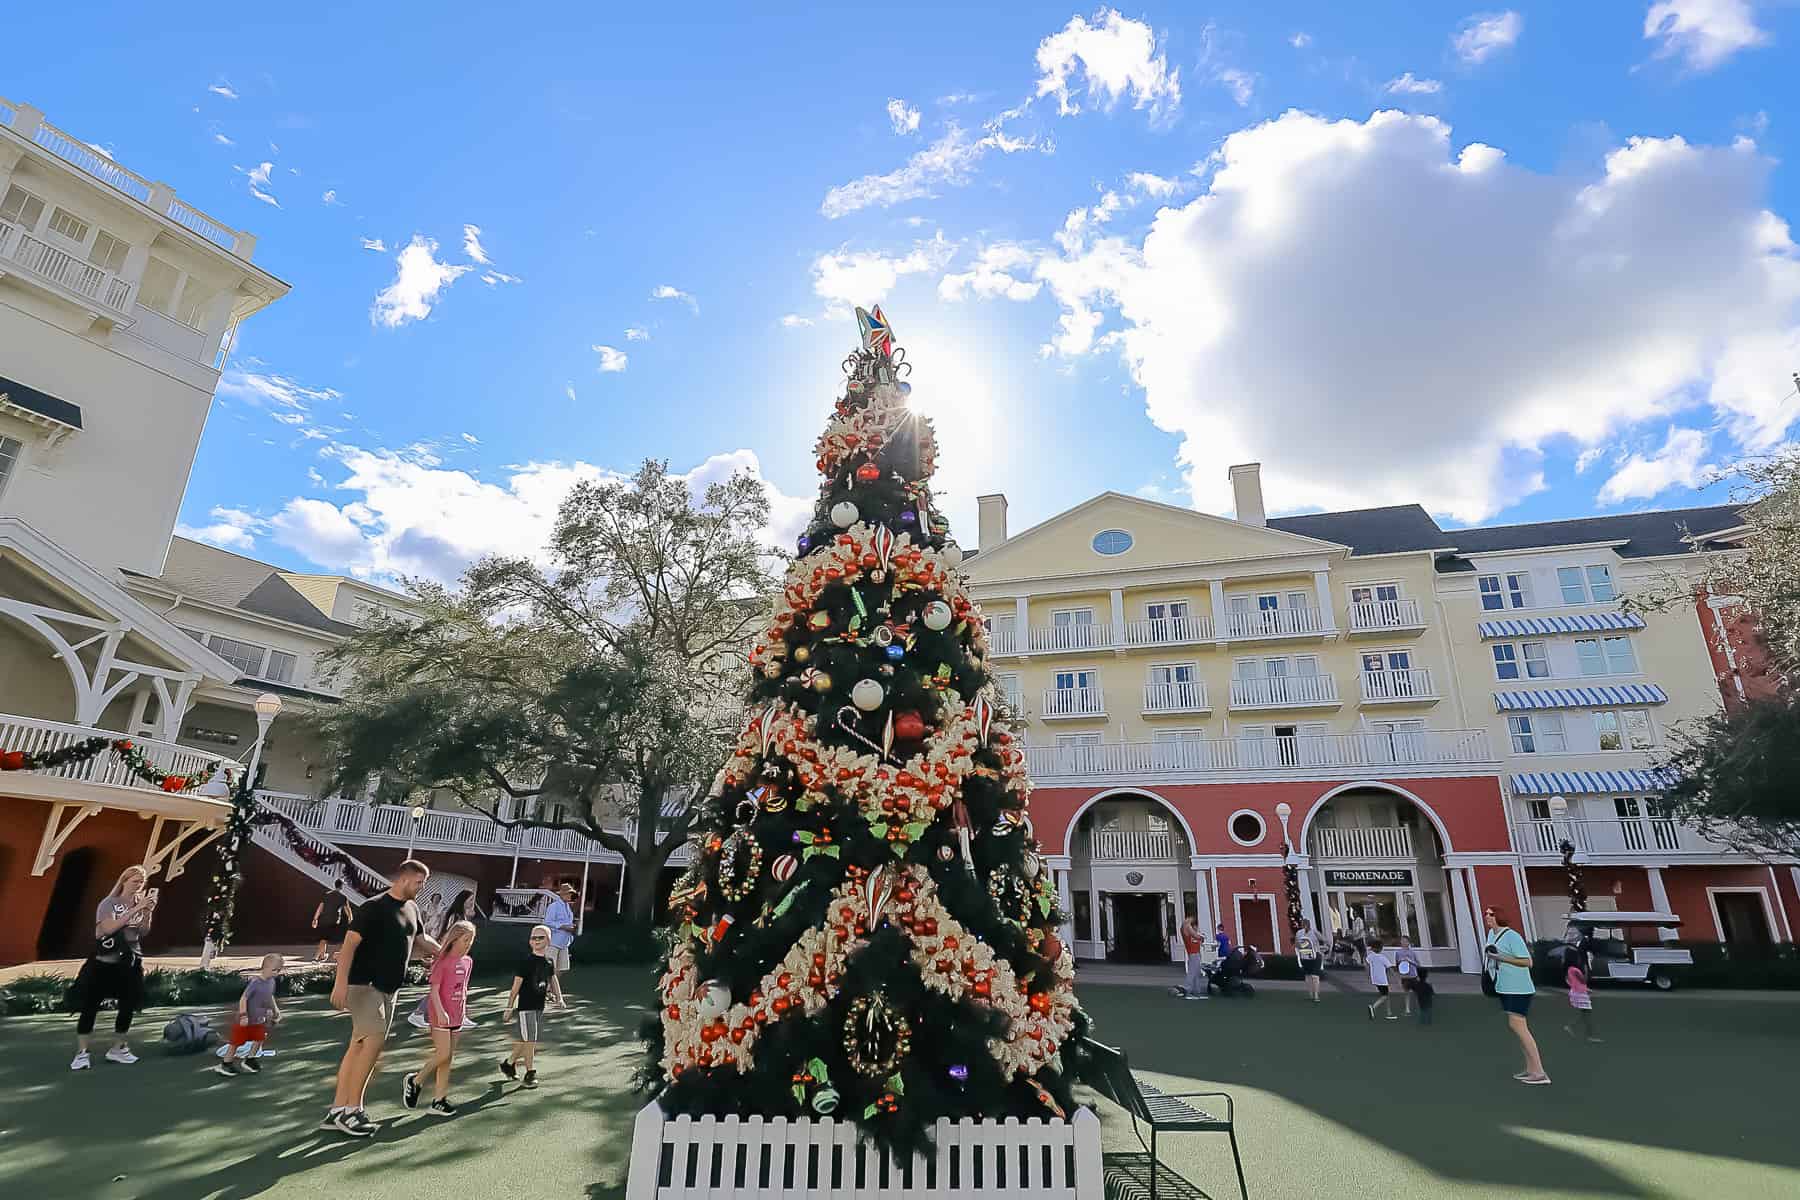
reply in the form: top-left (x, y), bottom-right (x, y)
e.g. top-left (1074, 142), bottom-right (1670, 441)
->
top-left (1067, 789), bottom-right (1195, 965)
top-left (1301, 783), bottom-right (1461, 968)
top-left (38, 847), bottom-right (97, 959)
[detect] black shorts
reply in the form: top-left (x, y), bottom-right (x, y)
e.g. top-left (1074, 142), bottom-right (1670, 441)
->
top-left (1499, 993), bottom-right (1533, 1017)
top-left (1300, 959), bottom-right (1323, 977)
top-left (1373, 983), bottom-right (1389, 995)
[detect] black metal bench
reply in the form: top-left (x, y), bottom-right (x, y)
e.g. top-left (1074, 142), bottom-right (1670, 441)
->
top-left (1077, 1036), bottom-right (1247, 1200)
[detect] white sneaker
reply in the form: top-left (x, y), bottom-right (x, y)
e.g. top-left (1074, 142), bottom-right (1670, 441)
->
top-left (70, 1050), bottom-right (91, 1071)
top-left (104, 1046), bottom-right (139, 1065)
top-left (406, 1012), bottom-right (429, 1030)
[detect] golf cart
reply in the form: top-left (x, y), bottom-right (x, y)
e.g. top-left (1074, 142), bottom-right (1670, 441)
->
top-left (1560, 911), bottom-right (1692, 991)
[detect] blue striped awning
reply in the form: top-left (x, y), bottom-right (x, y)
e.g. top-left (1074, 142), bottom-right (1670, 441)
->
top-left (1478, 612), bottom-right (1646, 639)
top-left (1511, 769), bottom-right (1677, 796)
top-left (1494, 684), bottom-right (1668, 711)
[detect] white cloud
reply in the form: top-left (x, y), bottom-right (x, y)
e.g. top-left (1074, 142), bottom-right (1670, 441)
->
top-left (461, 432), bottom-right (480, 446)
top-left (564, 383), bottom-right (578, 402)
top-left (270, 445), bottom-right (808, 583)
top-left (1028, 109), bottom-right (1800, 523)
top-left (780, 314), bottom-right (815, 328)
top-left (360, 236), bottom-right (387, 252)
top-left (1453, 11), bottom-right (1522, 63)
top-left (1598, 427), bottom-right (1715, 503)
top-left (1386, 73), bottom-right (1444, 95)
top-left (1215, 68), bottom-right (1256, 107)
top-left (213, 132), bottom-right (234, 146)
top-left (939, 243), bottom-right (1043, 302)
top-left (176, 506), bottom-right (265, 551)
top-left (1289, 32), bottom-right (1312, 49)
top-left (886, 98), bottom-right (921, 136)
top-left (1574, 446), bottom-right (1607, 474)
top-left (810, 232), bottom-right (954, 311)
top-left (1127, 171), bottom-right (1180, 197)
top-left (308, 467), bottom-right (327, 487)
top-left (624, 326), bottom-right (650, 341)
top-left (1034, 8), bottom-right (1180, 119)
top-left (1644, 0), bottom-right (1769, 71)
top-left (593, 345), bottom-right (629, 372)
top-left (480, 270), bottom-right (522, 286)
top-left (651, 284), bottom-right (699, 313)
top-left (462, 223), bottom-right (491, 264)
top-left (219, 364), bottom-right (342, 412)
top-left (321, 188), bottom-right (341, 205)
top-left (237, 160), bottom-right (280, 207)
top-left (820, 119), bottom-right (1042, 219)
top-left (208, 81), bottom-right (239, 100)
top-left (370, 235), bottom-right (473, 328)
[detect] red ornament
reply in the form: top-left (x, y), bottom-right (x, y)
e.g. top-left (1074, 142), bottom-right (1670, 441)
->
top-left (894, 711), bottom-right (926, 741)
top-left (0, 751), bottom-right (26, 770)
top-left (1041, 934), bottom-right (1063, 963)
top-left (855, 462), bottom-right (881, 482)
top-left (160, 775), bottom-right (187, 792)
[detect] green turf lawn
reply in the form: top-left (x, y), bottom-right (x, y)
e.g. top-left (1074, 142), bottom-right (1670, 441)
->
top-left (0, 967), bottom-right (1795, 1199)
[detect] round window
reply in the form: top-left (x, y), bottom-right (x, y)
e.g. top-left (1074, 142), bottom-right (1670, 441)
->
top-left (1228, 810), bottom-right (1266, 847)
top-left (1092, 529), bottom-right (1134, 556)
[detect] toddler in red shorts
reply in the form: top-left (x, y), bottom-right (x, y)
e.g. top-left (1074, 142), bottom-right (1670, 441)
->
top-left (216, 953), bottom-right (283, 1075)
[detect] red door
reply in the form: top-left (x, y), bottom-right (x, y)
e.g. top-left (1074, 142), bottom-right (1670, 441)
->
top-left (1237, 897), bottom-right (1276, 954)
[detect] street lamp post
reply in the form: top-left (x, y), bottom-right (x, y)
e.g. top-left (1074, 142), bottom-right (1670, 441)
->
top-left (407, 804), bottom-right (426, 858)
top-left (199, 692), bottom-right (283, 969)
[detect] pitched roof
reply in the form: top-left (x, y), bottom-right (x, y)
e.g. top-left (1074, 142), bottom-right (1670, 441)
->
top-left (1266, 505), bottom-right (1447, 556)
top-left (1440, 505), bottom-right (1745, 561)
top-left (125, 538), bottom-right (356, 636)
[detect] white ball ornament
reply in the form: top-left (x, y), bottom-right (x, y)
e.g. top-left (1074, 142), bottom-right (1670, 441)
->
top-left (922, 600), bottom-right (952, 631)
top-left (698, 979), bottom-right (731, 1021)
top-left (851, 678), bottom-right (886, 712)
top-left (941, 540), bottom-right (964, 566)
top-left (830, 501), bottom-right (860, 528)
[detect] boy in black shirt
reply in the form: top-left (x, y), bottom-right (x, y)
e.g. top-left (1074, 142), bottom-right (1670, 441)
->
top-left (500, 924), bottom-right (563, 1088)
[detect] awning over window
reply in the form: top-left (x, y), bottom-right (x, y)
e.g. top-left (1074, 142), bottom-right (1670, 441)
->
top-left (1478, 612), bottom-right (1646, 639)
top-left (1494, 684), bottom-right (1668, 711)
top-left (1511, 769), bottom-right (1677, 796)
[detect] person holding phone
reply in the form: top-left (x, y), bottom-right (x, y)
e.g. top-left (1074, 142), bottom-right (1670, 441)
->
top-left (1483, 906), bottom-right (1549, 1085)
top-left (70, 865), bottom-right (156, 1070)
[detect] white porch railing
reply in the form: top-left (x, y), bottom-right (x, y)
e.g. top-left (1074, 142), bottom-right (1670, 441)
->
top-left (1119, 615), bottom-right (1215, 647)
top-left (1348, 599), bottom-right (1425, 632)
top-left (1311, 825), bottom-right (1415, 860)
top-left (1511, 817), bottom-right (1711, 856)
top-left (1088, 829), bottom-right (1182, 861)
top-left (1041, 687), bottom-right (1106, 718)
top-left (1229, 673), bottom-right (1340, 708)
top-left (1027, 728), bottom-right (1492, 780)
top-left (1142, 681), bottom-right (1210, 713)
top-left (0, 223), bottom-right (135, 315)
top-left (256, 791), bottom-right (628, 862)
top-left (1358, 667), bottom-right (1439, 703)
top-left (1027, 622), bottom-right (1111, 652)
top-left (0, 713), bottom-right (227, 796)
top-left (1223, 606), bottom-right (1326, 640)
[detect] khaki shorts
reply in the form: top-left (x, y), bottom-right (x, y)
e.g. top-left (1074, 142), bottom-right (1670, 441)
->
top-left (346, 984), bottom-right (396, 1039)
top-left (549, 945), bottom-right (571, 972)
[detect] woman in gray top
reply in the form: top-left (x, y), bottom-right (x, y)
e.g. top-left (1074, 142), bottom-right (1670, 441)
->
top-left (70, 865), bottom-right (157, 1071)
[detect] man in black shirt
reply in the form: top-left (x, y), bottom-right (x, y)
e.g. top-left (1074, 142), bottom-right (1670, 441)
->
top-left (325, 860), bottom-right (440, 1137)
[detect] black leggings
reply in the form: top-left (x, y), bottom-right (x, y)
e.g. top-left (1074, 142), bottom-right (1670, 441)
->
top-left (74, 957), bottom-right (143, 1036)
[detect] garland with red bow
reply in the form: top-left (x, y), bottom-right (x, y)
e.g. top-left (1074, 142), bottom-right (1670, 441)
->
top-left (248, 808), bottom-right (388, 896)
top-left (0, 735), bottom-right (221, 792)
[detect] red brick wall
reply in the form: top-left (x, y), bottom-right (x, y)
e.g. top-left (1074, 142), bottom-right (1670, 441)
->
top-left (1661, 864), bottom-right (1795, 942)
top-left (0, 798), bottom-right (175, 965)
top-left (1695, 591), bottom-right (1783, 711)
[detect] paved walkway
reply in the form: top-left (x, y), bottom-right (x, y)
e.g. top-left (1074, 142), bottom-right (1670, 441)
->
top-left (0, 944), bottom-right (332, 985)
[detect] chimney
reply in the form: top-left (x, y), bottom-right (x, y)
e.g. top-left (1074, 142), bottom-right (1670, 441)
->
top-left (1229, 463), bottom-right (1266, 527)
top-left (977, 493), bottom-right (1009, 553)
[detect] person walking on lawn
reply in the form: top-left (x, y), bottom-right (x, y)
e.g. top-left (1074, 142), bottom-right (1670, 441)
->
top-left (1394, 935), bottom-right (1422, 1016)
top-left (1293, 918), bottom-right (1324, 1003)
top-left (324, 860), bottom-right (441, 1137)
top-left (1365, 939), bottom-right (1397, 1021)
top-left (215, 953), bottom-right (283, 1076)
top-left (1484, 906), bottom-right (1550, 1085)
top-left (70, 865), bottom-right (156, 1071)
top-left (404, 920), bottom-right (476, 1117)
top-left (311, 881), bottom-right (352, 963)
top-left (544, 882), bottom-right (578, 1006)
top-left (500, 924), bottom-right (563, 1087)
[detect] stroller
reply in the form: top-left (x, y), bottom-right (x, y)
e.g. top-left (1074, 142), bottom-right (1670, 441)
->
top-left (1207, 946), bottom-right (1263, 997)
top-left (1328, 935), bottom-right (1361, 969)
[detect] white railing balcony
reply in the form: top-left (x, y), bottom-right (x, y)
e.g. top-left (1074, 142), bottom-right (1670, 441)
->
top-left (0, 221), bottom-right (135, 317)
top-left (1087, 829), bottom-right (1182, 861)
top-left (1026, 728), bottom-right (1493, 781)
top-left (1223, 607), bottom-right (1327, 641)
top-left (986, 628), bottom-right (1021, 656)
top-left (1041, 687), bottom-right (1106, 719)
top-left (1027, 623), bottom-right (1113, 653)
top-left (0, 713), bottom-right (229, 801)
top-left (1229, 673), bottom-right (1340, 709)
top-left (1358, 668), bottom-right (1440, 704)
top-left (1348, 599), bottom-right (1425, 633)
top-left (254, 792), bottom-right (618, 860)
top-left (1119, 615), bottom-right (1215, 648)
top-left (1311, 825), bottom-right (1415, 860)
top-left (1510, 817), bottom-right (1723, 857)
top-left (1142, 681), bottom-right (1211, 714)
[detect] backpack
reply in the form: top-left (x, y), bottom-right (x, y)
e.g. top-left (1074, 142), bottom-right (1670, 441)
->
top-left (163, 1011), bottom-right (220, 1055)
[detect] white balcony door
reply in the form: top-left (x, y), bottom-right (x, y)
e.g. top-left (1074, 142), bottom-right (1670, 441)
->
top-left (1056, 669), bottom-right (1099, 692)
top-left (1149, 662), bottom-right (1198, 710)
top-left (1056, 732), bottom-right (1103, 774)
top-left (1145, 600), bottom-right (1192, 642)
top-left (1151, 727), bottom-right (1206, 769)
top-left (1361, 649), bottom-right (1414, 698)
top-left (987, 614), bottom-right (1016, 651)
top-left (1365, 717), bottom-right (1426, 762)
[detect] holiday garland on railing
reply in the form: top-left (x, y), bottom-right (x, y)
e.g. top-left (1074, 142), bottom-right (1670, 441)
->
top-left (0, 735), bottom-right (222, 792)
top-left (202, 773), bottom-right (261, 950)
top-left (1559, 839), bottom-right (1588, 914)
top-left (248, 808), bottom-right (388, 897)
top-left (1282, 844), bottom-right (1305, 933)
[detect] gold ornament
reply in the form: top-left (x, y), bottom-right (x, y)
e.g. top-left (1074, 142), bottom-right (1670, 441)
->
top-left (811, 671), bottom-right (834, 693)
top-left (793, 645), bottom-right (812, 664)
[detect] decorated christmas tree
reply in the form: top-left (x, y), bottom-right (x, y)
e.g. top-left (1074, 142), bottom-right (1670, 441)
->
top-left (640, 308), bottom-right (1084, 1153)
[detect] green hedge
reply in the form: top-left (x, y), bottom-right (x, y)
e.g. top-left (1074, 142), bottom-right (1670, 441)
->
top-left (572, 919), bottom-right (662, 965)
top-left (1529, 939), bottom-right (1800, 989)
top-left (1258, 953), bottom-right (1303, 981)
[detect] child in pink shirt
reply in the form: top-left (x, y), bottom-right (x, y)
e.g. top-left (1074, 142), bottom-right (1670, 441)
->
top-left (1564, 955), bottom-right (1601, 1043)
top-left (404, 920), bottom-right (476, 1116)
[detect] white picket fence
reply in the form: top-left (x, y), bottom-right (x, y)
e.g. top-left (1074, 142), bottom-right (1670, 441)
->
top-left (626, 1102), bottom-right (1102, 1199)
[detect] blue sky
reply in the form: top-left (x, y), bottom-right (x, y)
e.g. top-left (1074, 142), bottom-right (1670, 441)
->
top-left (11, 3), bottom-right (1799, 581)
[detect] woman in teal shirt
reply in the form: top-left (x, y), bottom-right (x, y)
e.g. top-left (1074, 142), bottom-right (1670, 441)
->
top-left (1483, 907), bottom-right (1550, 1085)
